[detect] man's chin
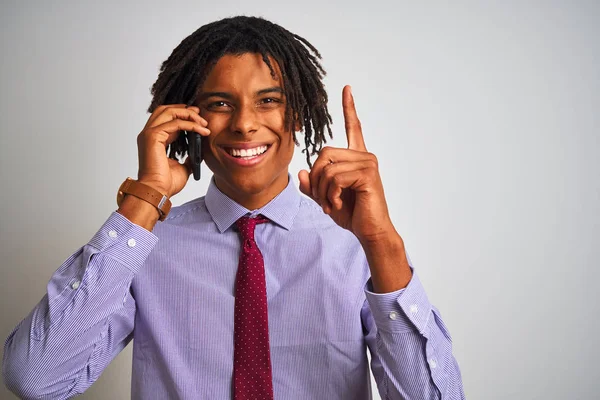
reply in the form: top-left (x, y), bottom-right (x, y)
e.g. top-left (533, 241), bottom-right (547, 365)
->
top-left (215, 172), bottom-right (267, 194)
top-left (213, 171), bottom-right (288, 205)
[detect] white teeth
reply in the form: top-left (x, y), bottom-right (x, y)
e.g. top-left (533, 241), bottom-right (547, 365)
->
top-left (229, 145), bottom-right (268, 158)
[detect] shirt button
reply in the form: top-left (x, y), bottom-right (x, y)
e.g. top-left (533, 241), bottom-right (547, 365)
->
top-left (71, 280), bottom-right (80, 290)
top-left (389, 311), bottom-right (398, 320)
top-left (409, 304), bottom-right (419, 314)
top-left (127, 238), bottom-right (136, 247)
top-left (429, 358), bottom-right (437, 369)
top-left (108, 230), bottom-right (118, 238)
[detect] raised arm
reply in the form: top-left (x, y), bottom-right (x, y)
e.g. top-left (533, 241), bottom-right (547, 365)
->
top-left (299, 86), bottom-right (465, 398)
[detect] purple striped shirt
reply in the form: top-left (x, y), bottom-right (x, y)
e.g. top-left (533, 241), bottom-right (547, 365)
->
top-left (3, 177), bottom-right (465, 399)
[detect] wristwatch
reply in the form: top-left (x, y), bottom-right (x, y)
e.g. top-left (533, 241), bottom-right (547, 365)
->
top-left (117, 178), bottom-right (172, 221)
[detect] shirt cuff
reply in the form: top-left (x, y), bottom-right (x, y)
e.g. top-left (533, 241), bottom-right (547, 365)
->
top-left (364, 272), bottom-right (433, 334)
top-left (88, 211), bottom-right (159, 274)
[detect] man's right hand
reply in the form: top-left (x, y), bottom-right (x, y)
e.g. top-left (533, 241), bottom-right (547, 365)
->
top-left (136, 104), bottom-right (210, 197)
top-left (117, 105), bottom-right (211, 231)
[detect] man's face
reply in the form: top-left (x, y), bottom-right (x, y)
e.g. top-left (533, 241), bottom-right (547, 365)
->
top-left (197, 53), bottom-right (296, 208)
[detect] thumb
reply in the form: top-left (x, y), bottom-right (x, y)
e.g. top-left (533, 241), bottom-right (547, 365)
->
top-left (298, 170), bottom-right (313, 198)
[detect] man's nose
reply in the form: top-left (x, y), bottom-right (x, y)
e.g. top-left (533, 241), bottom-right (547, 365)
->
top-left (230, 104), bottom-right (259, 136)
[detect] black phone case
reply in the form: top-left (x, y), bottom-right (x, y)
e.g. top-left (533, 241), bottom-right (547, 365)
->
top-left (187, 131), bottom-right (202, 181)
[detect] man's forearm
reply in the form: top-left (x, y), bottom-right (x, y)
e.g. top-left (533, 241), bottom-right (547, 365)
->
top-left (360, 228), bottom-right (412, 293)
top-left (117, 194), bottom-right (161, 232)
top-left (3, 212), bottom-right (156, 398)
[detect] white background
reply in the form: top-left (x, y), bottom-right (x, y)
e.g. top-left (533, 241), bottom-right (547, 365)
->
top-left (1, 1), bottom-right (599, 399)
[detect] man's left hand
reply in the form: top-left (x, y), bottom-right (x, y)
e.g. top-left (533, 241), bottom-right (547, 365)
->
top-left (299, 85), bottom-right (394, 245)
top-left (299, 86), bottom-right (412, 292)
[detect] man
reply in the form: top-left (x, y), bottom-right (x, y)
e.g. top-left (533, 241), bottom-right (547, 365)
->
top-left (3, 16), bottom-right (465, 399)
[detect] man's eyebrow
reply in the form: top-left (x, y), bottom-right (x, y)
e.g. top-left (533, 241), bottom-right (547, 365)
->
top-left (197, 91), bottom-right (234, 101)
top-left (256, 87), bottom-right (284, 96)
top-left (197, 87), bottom-right (284, 102)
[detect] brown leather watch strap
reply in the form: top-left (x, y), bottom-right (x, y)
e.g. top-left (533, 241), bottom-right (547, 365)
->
top-left (117, 178), bottom-right (172, 221)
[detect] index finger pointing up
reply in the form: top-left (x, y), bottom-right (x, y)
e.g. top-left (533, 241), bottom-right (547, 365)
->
top-left (343, 85), bottom-right (367, 151)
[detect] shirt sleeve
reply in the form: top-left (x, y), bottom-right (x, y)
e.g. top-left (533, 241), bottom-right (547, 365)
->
top-left (2, 212), bottom-right (158, 400)
top-left (362, 269), bottom-right (466, 400)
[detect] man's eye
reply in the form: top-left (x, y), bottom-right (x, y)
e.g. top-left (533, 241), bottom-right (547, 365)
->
top-left (259, 98), bottom-right (282, 105)
top-left (204, 101), bottom-right (233, 113)
top-left (208, 101), bottom-right (229, 108)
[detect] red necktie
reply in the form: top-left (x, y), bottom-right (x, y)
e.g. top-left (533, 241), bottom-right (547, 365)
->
top-left (233, 215), bottom-right (274, 400)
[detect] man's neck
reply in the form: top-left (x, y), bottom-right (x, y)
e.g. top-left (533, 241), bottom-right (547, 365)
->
top-left (213, 175), bottom-right (289, 211)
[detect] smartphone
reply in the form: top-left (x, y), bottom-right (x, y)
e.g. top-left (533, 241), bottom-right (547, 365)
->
top-left (186, 131), bottom-right (202, 180)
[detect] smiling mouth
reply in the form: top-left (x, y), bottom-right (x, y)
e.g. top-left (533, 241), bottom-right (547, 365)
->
top-left (224, 145), bottom-right (270, 160)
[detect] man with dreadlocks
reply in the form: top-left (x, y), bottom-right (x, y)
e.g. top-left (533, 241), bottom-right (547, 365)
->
top-left (4, 16), bottom-right (464, 400)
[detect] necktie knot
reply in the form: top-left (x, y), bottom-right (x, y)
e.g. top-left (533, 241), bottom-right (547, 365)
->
top-left (236, 215), bottom-right (269, 241)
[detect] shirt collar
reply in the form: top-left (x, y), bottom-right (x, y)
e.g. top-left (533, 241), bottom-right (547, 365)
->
top-left (205, 174), bottom-right (301, 233)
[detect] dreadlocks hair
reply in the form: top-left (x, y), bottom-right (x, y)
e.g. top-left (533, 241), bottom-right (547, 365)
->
top-left (148, 15), bottom-right (333, 167)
